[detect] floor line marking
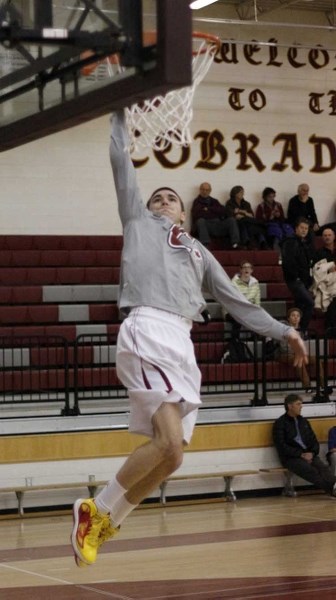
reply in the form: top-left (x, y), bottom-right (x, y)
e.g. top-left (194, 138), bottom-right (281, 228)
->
top-left (139, 576), bottom-right (336, 600)
top-left (0, 562), bottom-right (72, 586)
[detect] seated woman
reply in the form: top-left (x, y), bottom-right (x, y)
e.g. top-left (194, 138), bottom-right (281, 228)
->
top-left (226, 185), bottom-right (267, 249)
top-left (255, 187), bottom-right (294, 254)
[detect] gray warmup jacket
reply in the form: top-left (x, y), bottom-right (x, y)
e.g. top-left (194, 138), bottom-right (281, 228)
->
top-left (109, 111), bottom-right (292, 341)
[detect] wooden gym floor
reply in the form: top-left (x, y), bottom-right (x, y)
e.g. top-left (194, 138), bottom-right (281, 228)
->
top-left (1, 495), bottom-right (336, 599)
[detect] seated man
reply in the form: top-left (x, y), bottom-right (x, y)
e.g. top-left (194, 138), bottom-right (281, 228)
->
top-left (287, 183), bottom-right (320, 244)
top-left (315, 228), bottom-right (336, 263)
top-left (273, 393), bottom-right (336, 496)
top-left (191, 182), bottom-right (240, 248)
top-left (281, 217), bottom-right (316, 333)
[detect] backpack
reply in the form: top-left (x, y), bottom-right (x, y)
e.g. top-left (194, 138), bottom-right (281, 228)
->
top-left (264, 339), bottom-right (279, 361)
top-left (223, 338), bottom-right (254, 363)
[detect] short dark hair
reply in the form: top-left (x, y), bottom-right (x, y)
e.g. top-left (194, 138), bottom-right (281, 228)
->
top-left (295, 217), bottom-right (310, 227)
top-left (284, 393), bottom-right (302, 411)
top-left (147, 187), bottom-right (185, 211)
top-left (240, 260), bottom-right (253, 269)
top-left (262, 187), bottom-right (276, 200)
top-left (287, 307), bottom-right (302, 319)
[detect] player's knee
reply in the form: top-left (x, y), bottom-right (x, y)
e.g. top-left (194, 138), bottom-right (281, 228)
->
top-left (158, 439), bottom-right (184, 472)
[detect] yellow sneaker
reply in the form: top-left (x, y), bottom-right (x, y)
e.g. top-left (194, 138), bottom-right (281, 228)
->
top-left (71, 499), bottom-right (119, 567)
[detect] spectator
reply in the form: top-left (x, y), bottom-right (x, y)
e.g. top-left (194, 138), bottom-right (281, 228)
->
top-left (273, 393), bottom-right (336, 497)
top-left (314, 228), bottom-right (336, 263)
top-left (226, 261), bottom-right (261, 338)
top-left (327, 426), bottom-right (336, 474)
top-left (281, 217), bottom-right (316, 333)
top-left (311, 234), bottom-right (336, 329)
top-left (255, 187), bottom-right (294, 256)
top-left (275, 307), bottom-right (329, 395)
top-left (287, 183), bottom-right (320, 244)
top-left (191, 182), bottom-right (240, 249)
top-left (226, 185), bottom-right (267, 249)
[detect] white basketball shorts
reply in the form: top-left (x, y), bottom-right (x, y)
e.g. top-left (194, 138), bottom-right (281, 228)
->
top-left (116, 306), bottom-right (201, 443)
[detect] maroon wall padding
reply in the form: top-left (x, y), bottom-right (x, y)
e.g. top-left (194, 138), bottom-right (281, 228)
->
top-left (267, 283), bottom-right (292, 300)
top-left (194, 342), bottom-right (225, 362)
top-left (89, 304), bottom-right (119, 322)
top-left (84, 267), bottom-right (120, 284)
top-left (76, 367), bottom-right (119, 387)
top-left (200, 363), bottom-right (256, 383)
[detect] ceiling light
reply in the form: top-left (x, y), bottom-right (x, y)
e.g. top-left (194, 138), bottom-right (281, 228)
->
top-left (190, 0), bottom-right (219, 9)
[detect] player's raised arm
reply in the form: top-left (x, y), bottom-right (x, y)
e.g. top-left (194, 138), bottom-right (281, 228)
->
top-left (109, 110), bottom-right (146, 225)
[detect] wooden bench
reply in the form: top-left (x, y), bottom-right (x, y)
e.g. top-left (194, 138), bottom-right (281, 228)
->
top-left (159, 470), bottom-right (260, 504)
top-left (259, 467), bottom-right (297, 497)
top-left (0, 468), bottom-right (296, 514)
top-left (0, 479), bottom-right (108, 515)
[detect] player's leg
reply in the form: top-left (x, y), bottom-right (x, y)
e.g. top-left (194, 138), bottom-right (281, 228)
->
top-left (71, 402), bottom-right (185, 566)
top-left (121, 401), bottom-right (184, 504)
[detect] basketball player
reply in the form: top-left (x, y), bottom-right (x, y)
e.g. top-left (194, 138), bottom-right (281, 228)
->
top-left (71, 110), bottom-right (307, 567)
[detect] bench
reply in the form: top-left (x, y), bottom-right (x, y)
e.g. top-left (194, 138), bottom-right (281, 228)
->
top-left (0, 468), bottom-right (296, 514)
top-left (159, 470), bottom-right (260, 504)
top-left (259, 467), bottom-right (297, 497)
top-left (0, 479), bottom-right (108, 515)
top-left (159, 467), bottom-right (296, 504)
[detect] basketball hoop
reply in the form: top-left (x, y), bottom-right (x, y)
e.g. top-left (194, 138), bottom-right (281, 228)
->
top-left (80, 31), bottom-right (220, 152)
top-left (126, 32), bottom-right (220, 152)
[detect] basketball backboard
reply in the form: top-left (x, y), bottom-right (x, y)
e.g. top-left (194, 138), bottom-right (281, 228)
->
top-left (0, 0), bottom-right (192, 152)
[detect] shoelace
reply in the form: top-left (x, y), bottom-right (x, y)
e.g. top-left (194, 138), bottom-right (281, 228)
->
top-left (99, 520), bottom-right (119, 545)
top-left (86, 513), bottom-right (106, 546)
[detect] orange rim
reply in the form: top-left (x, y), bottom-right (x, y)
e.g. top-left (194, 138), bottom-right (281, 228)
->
top-left (192, 31), bottom-right (221, 56)
top-left (142, 30), bottom-right (221, 55)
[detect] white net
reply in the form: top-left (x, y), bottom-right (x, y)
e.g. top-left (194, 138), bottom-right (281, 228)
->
top-left (126, 33), bottom-right (220, 152)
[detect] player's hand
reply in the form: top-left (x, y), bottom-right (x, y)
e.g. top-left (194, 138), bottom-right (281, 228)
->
top-left (286, 330), bottom-right (308, 368)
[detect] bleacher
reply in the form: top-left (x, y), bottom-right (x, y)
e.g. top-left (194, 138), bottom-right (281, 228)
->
top-left (0, 235), bottom-right (332, 415)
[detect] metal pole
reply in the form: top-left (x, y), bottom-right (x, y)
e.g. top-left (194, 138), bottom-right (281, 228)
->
top-left (34, 0), bottom-right (53, 29)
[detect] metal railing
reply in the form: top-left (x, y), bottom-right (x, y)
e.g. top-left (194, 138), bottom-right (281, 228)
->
top-left (0, 335), bottom-right (70, 414)
top-left (0, 330), bottom-right (335, 416)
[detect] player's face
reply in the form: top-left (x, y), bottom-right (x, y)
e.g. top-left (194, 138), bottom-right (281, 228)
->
top-left (148, 190), bottom-right (185, 225)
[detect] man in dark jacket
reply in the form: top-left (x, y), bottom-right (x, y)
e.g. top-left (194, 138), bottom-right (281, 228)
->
top-left (314, 228), bottom-right (336, 263)
top-left (287, 183), bottom-right (320, 243)
top-left (273, 393), bottom-right (336, 496)
top-left (281, 217), bottom-right (316, 332)
top-left (191, 182), bottom-right (240, 248)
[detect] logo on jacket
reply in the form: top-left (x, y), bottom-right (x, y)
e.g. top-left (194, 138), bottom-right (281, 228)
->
top-left (168, 224), bottom-right (193, 252)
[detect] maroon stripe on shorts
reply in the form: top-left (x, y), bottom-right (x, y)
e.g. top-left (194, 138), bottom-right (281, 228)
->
top-left (141, 362), bottom-right (173, 393)
top-left (141, 367), bottom-right (151, 389)
top-left (153, 363), bottom-right (173, 392)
